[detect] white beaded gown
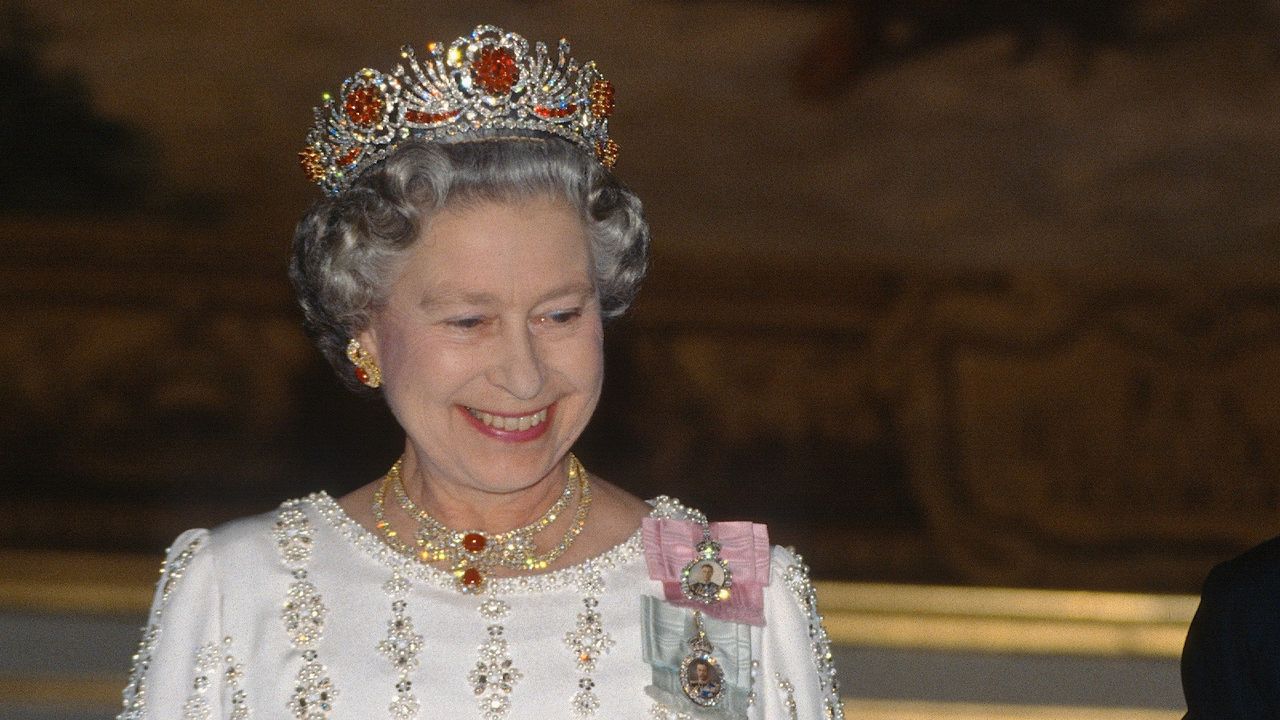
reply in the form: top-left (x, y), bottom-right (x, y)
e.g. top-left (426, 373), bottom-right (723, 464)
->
top-left (117, 493), bottom-right (843, 720)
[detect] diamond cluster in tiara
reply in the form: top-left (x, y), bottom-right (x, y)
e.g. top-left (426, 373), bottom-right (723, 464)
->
top-left (299, 25), bottom-right (618, 196)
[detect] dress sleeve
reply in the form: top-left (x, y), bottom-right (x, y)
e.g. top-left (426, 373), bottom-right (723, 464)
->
top-left (118, 528), bottom-right (226, 720)
top-left (755, 545), bottom-right (843, 720)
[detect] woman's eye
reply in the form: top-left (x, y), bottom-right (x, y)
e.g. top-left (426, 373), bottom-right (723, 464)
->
top-left (447, 316), bottom-right (485, 329)
top-left (542, 309), bottom-right (582, 325)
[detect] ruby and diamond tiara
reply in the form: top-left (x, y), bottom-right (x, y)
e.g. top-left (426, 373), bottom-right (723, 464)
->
top-left (299, 25), bottom-right (618, 196)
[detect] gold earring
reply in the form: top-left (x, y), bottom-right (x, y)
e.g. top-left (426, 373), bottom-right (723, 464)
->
top-left (345, 338), bottom-right (382, 388)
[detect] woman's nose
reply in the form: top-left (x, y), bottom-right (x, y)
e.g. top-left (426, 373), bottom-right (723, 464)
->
top-left (488, 323), bottom-right (545, 400)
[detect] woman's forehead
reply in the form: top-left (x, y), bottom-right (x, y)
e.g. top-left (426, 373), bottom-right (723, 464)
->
top-left (390, 198), bottom-right (595, 301)
top-left (420, 195), bottom-right (585, 245)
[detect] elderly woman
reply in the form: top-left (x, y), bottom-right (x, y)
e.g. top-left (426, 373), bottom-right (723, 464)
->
top-left (118, 25), bottom-right (841, 720)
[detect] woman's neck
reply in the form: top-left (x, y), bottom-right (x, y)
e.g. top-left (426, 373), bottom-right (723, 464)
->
top-left (397, 447), bottom-right (570, 534)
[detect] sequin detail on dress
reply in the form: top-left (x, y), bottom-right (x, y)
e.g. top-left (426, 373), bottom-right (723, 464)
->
top-left (274, 503), bottom-right (336, 719)
top-left (782, 555), bottom-right (844, 720)
top-left (118, 531), bottom-right (206, 720)
top-left (470, 597), bottom-right (522, 720)
top-left (282, 575), bottom-right (326, 648)
top-left (223, 637), bottom-right (251, 720)
top-left (565, 570), bottom-right (614, 716)
top-left (648, 702), bottom-right (694, 719)
top-left (275, 506), bottom-right (314, 566)
top-left (378, 573), bottom-right (422, 720)
top-left (181, 642), bottom-right (219, 720)
top-left (775, 673), bottom-right (799, 720)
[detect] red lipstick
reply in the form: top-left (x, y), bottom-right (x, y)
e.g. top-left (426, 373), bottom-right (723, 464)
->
top-left (460, 403), bottom-right (555, 442)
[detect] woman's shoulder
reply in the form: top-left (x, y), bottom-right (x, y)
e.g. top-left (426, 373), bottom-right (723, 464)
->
top-left (645, 494), bottom-right (709, 522)
top-left (768, 544), bottom-right (817, 593)
top-left (763, 544), bottom-right (826, 630)
top-left (168, 493), bottom-right (333, 569)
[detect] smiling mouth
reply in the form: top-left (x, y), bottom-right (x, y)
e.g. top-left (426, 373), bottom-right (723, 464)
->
top-left (465, 406), bottom-right (549, 432)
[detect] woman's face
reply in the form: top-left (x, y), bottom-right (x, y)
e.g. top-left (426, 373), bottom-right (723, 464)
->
top-left (359, 195), bottom-right (604, 495)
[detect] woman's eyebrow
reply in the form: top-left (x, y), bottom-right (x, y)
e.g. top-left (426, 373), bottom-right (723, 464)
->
top-left (418, 282), bottom-right (595, 309)
top-left (417, 288), bottom-right (500, 310)
top-left (534, 282), bottom-right (596, 304)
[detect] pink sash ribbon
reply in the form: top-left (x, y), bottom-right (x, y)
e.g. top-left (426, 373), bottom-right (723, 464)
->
top-left (641, 517), bottom-right (771, 626)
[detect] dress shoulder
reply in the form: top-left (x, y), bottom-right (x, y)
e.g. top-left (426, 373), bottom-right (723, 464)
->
top-left (117, 498), bottom-right (314, 720)
top-left (758, 545), bottom-right (843, 719)
top-left (118, 528), bottom-right (222, 720)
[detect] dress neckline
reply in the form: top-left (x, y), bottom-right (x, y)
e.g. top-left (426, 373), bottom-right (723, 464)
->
top-left (303, 490), bottom-right (700, 594)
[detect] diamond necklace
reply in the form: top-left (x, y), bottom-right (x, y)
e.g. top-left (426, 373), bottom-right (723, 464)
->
top-left (373, 455), bottom-right (592, 593)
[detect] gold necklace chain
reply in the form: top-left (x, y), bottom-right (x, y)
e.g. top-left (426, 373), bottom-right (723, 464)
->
top-left (372, 455), bottom-right (592, 593)
top-left (394, 455), bottom-right (577, 542)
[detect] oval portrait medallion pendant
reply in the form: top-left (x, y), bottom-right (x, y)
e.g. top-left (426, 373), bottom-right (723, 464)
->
top-left (680, 526), bottom-right (732, 604)
top-left (679, 611), bottom-right (725, 707)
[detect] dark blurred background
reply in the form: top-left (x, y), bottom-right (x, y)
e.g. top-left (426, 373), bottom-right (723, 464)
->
top-left (6, 0), bottom-right (1280, 593)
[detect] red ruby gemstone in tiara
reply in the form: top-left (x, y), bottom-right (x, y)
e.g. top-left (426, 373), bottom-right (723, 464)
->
top-left (336, 146), bottom-right (362, 167)
top-left (404, 108), bottom-right (461, 124)
top-left (589, 80), bottom-right (615, 119)
top-left (473, 46), bottom-right (520, 95)
top-left (354, 366), bottom-right (370, 384)
top-left (344, 86), bottom-right (385, 127)
top-left (595, 138), bottom-right (619, 169)
top-left (533, 103), bottom-right (577, 119)
top-left (298, 146), bottom-right (325, 182)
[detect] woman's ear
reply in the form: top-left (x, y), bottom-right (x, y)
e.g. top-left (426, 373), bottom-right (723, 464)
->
top-left (356, 326), bottom-right (379, 364)
top-left (346, 324), bottom-right (384, 389)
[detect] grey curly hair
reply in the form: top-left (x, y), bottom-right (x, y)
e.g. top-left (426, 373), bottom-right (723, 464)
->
top-left (289, 138), bottom-right (650, 391)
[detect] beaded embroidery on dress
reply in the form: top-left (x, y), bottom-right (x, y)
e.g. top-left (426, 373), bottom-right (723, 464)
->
top-left (118, 492), bottom-right (842, 719)
top-left (274, 504), bottom-right (336, 719)
top-left (118, 530), bottom-right (207, 720)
